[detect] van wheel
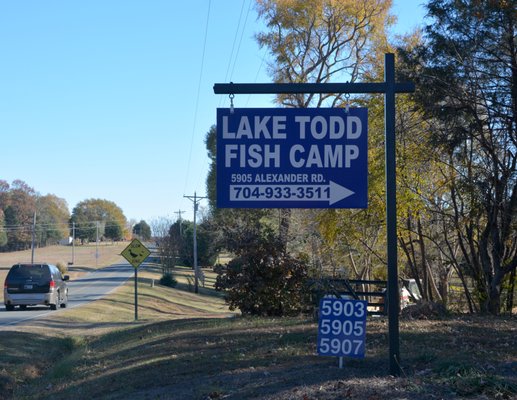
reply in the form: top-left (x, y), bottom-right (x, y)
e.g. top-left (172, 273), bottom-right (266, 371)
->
top-left (60, 292), bottom-right (67, 308)
top-left (5, 305), bottom-right (14, 311)
top-left (50, 303), bottom-right (57, 310)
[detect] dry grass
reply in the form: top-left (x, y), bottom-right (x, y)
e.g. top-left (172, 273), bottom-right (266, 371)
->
top-left (7, 313), bottom-right (517, 400)
top-left (0, 242), bottom-right (128, 283)
top-left (5, 264), bottom-right (234, 337)
top-left (0, 245), bottom-right (516, 399)
top-left (0, 257), bottom-right (237, 399)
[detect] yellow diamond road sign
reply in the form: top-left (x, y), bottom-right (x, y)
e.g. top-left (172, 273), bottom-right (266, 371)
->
top-left (121, 239), bottom-right (151, 268)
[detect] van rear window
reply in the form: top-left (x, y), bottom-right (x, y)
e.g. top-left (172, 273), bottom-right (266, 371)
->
top-left (7, 264), bottom-right (51, 283)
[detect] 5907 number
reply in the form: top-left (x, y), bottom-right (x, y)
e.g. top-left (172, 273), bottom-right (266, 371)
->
top-left (319, 338), bottom-right (363, 356)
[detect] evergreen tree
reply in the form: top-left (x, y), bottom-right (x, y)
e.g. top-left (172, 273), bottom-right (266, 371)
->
top-left (401, 0), bottom-right (517, 314)
top-left (133, 220), bottom-right (152, 240)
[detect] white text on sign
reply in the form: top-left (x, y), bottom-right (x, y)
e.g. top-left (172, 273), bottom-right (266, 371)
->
top-left (317, 298), bottom-right (367, 358)
top-left (222, 114), bottom-right (363, 169)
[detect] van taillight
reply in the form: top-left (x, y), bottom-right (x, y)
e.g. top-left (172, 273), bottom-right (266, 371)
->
top-left (3, 280), bottom-right (7, 289)
top-left (49, 280), bottom-right (56, 288)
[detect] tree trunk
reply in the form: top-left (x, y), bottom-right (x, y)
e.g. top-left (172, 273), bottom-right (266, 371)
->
top-left (402, 214), bottom-right (426, 300)
top-left (487, 269), bottom-right (506, 315)
top-left (278, 209), bottom-right (291, 253)
top-left (505, 269), bottom-right (516, 314)
top-left (417, 215), bottom-right (432, 301)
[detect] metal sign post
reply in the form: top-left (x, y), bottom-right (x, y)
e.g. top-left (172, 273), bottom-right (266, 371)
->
top-left (214, 53), bottom-right (414, 376)
top-left (121, 239), bottom-right (151, 321)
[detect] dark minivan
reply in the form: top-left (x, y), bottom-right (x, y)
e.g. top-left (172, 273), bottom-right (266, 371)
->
top-left (4, 263), bottom-right (69, 311)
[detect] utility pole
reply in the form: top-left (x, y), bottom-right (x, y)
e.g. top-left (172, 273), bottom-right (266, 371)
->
top-left (72, 222), bottom-right (76, 265)
top-left (183, 193), bottom-right (207, 294)
top-left (96, 221), bottom-right (99, 268)
top-left (31, 211), bottom-right (36, 264)
top-left (174, 209), bottom-right (185, 235)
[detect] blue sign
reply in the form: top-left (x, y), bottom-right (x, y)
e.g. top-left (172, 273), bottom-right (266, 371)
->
top-left (216, 108), bottom-right (367, 208)
top-left (317, 298), bottom-right (367, 358)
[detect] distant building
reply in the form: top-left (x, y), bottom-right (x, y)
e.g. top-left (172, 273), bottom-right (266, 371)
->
top-left (59, 236), bottom-right (73, 246)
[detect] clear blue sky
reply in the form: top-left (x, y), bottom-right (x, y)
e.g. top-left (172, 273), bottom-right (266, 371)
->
top-left (0, 1), bottom-right (426, 224)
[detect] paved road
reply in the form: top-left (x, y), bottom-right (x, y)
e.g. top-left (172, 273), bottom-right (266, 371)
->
top-left (0, 262), bottom-right (136, 327)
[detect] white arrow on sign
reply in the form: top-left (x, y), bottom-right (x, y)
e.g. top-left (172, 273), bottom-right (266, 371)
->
top-left (328, 181), bottom-right (355, 205)
top-left (229, 181), bottom-right (354, 205)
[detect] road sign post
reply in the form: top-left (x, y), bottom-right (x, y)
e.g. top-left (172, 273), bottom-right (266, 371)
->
top-left (121, 239), bottom-right (151, 321)
top-left (214, 53), bottom-right (414, 375)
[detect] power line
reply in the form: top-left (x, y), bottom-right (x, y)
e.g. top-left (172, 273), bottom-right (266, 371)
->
top-left (219, 0), bottom-right (254, 109)
top-left (245, 48), bottom-right (268, 106)
top-left (183, 0), bottom-right (212, 199)
top-left (229, 0), bottom-right (252, 81)
top-left (218, 0), bottom-right (248, 108)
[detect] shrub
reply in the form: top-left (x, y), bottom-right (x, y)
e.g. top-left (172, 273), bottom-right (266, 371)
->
top-left (159, 273), bottom-right (177, 288)
top-left (215, 234), bottom-right (310, 316)
top-left (56, 262), bottom-right (68, 275)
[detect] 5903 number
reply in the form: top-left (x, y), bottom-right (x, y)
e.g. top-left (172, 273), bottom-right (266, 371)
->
top-left (320, 298), bottom-right (365, 318)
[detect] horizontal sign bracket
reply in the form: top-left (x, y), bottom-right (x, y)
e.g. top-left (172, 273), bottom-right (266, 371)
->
top-left (213, 81), bottom-right (415, 95)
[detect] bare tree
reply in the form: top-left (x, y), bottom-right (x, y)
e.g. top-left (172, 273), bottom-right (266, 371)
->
top-left (150, 217), bottom-right (176, 275)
